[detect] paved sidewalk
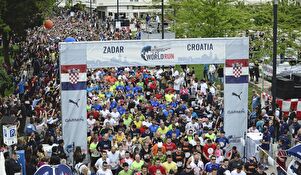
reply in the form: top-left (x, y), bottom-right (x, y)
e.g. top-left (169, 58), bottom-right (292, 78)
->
top-left (249, 77), bottom-right (272, 93)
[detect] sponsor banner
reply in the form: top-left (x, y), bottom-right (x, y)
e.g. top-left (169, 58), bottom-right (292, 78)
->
top-left (224, 58), bottom-right (249, 137)
top-left (59, 37), bottom-right (249, 148)
top-left (55, 164), bottom-right (72, 175)
top-left (34, 164), bottom-right (72, 175)
top-left (61, 90), bottom-right (87, 152)
top-left (59, 37), bottom-right (249, 68)
top-left (60, 47), bottom-right (87, 157)
top-left (224, 83), bottom-right (248, 137)
top-left (34, 165), bottom-right (53, 175)
top-left (16, 150), bottom-right (26, 175)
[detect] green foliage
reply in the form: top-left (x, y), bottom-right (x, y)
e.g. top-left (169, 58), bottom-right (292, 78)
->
top-left (0, 0), bottom-right (55, 95)
top-left (65, 0), bottom-right (73, 8)
top-left (170, 0), bottom-right (252, 38)
top-left (1, 0), bottom-right (56, 38)
top-left (0, 57), bottom-right (14, 96)
top-left (73, 2), bottom-right (86, 11)
top-left (170, 0), bottom-right (301, 61)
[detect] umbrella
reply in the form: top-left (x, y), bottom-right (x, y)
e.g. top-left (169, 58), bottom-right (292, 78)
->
top-left (287, 144), bottom-right (301, 160)
top-left (64, 37), bottom-right (76, 42)
top-left (0, 152), bottom-right (7, 175)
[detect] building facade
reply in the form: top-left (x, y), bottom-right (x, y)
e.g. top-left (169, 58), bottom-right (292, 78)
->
top-left (58, 0), bottom-right (167, 20)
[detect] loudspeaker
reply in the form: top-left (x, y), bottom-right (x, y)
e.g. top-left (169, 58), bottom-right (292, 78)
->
top-left (276, 89), bottom-right (294, 99)
top-left (121, 19), bottom-right (130, 27)
top-left (293, 73), bottom-right (301, 86)
top-left (276, 76), bottom-right (294, 89)
top-left (276, 76), bottom-right (295, 99)
top-left (282, 75), bottom-right (291, 79)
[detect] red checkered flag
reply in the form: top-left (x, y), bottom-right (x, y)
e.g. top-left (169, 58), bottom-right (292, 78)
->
top-left (68, 68), bottom-right (80, 84)
top-left (232, 63), bottom-right (243, 78)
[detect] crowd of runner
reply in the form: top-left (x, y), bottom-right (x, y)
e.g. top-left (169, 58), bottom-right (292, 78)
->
top-left (1, 8), bottom-right (301, 175)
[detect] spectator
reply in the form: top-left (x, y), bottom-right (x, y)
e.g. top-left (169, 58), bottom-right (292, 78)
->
top-left (204, 155), bottom-right (220, 173)
top-left (244, 157), bottom-right (257, 175)
top-left (162, 155), bottom-right (177, 174)
top-left (217, 158), bottom-right (229, 175)
top-left (75, 154), bottom-right (91, 175)
top-left (253, 165), bottom-right (267, 175)
top-left (276, 140), bottom-right (287, 175)
top-left (179, 165), bottom-right (193, 175)
top-left (118, 162), bottom-right (133, 175)
top-left (228, 154), bottom-right (243, 172)
top-left (95, 151), bottom-right (110, 171)
top-left (5, 151), bottom-right (21, 175)
top-left (202, 139), bottom-right (217, 163)
top-left (96, 161), bottom-right (113, 175)
top-left (131, 154), bottom-right (144, 172)
top-left (259, 128), bottom-right (270, 167)
top-left (230, 164), bottom-right (246, 175)
top-left (148, 158), bottom-right (166, 175)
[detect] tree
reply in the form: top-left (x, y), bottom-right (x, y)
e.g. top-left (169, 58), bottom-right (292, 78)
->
top-left (246, 1), bottom-right (301, 61)
top-left (169, 0), bottom-right (252, 38)
top-left (0, 68), bottom-right (13, 96)
top-left (0, 0), bottom-right (56, 69)
top-left (170, 0), bottom-right (301, 62)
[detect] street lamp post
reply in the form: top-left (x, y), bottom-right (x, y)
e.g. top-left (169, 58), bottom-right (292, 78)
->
top-left (272, 0), bottom-right (278, 141)
top-left (161, 0), bottom-right (164, 39)
top-left (90, 0), bottom-right (92, 17)
top-left (117, 0), bottom-right (120, 21)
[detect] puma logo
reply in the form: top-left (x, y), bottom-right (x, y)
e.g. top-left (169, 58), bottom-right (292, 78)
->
top-left (232, 92), bottom-right (242, 100)
top-left (69, 99), bottom-right (80, 107)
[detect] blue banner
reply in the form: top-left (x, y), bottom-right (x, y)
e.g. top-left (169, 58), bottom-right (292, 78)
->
top-left (16, 150), bottom-right (26, 175)
top-left (34, 165), bottom-right (53, 175)
top-left (55, 164), bottom-right (72, 175)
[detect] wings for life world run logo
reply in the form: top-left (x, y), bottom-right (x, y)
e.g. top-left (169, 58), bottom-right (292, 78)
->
top-left (141, 45), bottom-right (174, 61)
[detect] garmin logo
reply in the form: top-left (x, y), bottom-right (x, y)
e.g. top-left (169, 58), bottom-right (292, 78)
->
top-left (227, 108), bottom-right (246, 114)
top-left (65, 117), bottom-right (85, 122)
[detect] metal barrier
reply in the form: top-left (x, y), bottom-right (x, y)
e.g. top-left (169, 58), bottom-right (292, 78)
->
top-left (257, 146), bottom-right (288, 175)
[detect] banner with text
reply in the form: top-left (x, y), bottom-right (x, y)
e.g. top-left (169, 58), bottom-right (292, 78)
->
top-left (60, 45), bottom-right (87, 156)
top-left (224, 59), bottom-right (249, 138)
top-left (59, 37), bottom-right (249, 68)
top-left (59, 37), bottom-right (249, 142)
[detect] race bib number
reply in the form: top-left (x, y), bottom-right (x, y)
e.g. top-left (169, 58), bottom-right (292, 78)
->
top-left (208, 148), bottom-right (214, 155)
top-left (177, 161), bottom-right (183, 167)
top-left (220, 142), bottom-right (225, 147)
top-left (185, 152), bottom-right (191, 158)
top-left (144, 154), bottom-right (150, 159)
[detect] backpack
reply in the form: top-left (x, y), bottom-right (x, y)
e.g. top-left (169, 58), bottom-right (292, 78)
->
top-left (75, 163), bottom-right (85, 175)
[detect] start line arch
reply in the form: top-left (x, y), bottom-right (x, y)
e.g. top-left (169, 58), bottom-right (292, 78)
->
top-left (59, 37), bottom-right (249, 152)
